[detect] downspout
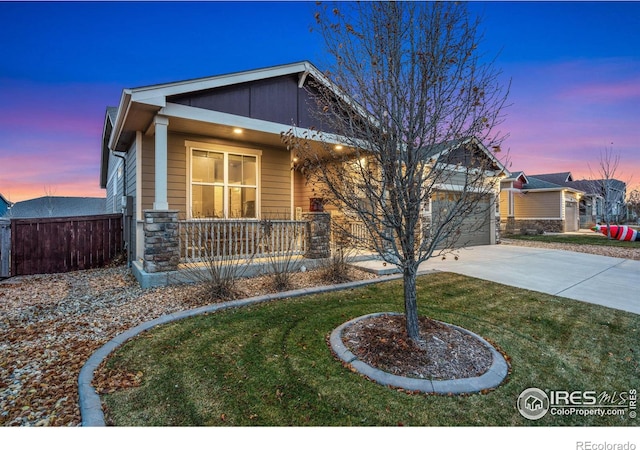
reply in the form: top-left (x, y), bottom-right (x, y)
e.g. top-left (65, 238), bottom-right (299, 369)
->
top-left (111, 150), bottom-right (127, 198)
top-left (110, 150), bottom-right (130, 266)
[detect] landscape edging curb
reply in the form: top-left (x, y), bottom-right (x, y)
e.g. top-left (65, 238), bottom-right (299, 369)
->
top-left (329, 312), bottom-right (509, 395)
top-left (78, 273), bottom-right (407, 426)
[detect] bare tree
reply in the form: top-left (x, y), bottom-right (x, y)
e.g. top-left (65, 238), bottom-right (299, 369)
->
top-left (627, 188), bottom-right (640, 223)
top-left (284, 2), bottom-right (509, 341)
top-left (588, 147), bottom-right (627, 236)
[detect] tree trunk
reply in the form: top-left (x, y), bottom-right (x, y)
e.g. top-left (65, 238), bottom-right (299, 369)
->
top-left (403, 263), bottom-right (421, 341)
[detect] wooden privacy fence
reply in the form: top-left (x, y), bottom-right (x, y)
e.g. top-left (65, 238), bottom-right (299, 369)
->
top-left (0, 219), bottom-right (10, 277)
top-left (8, 214), bottom-right (123, 276)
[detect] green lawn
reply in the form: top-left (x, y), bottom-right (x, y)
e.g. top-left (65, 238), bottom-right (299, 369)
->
top-left (508, 232), bottom-right (639, 248)
top-left (99, 272), bottom-right (639, 426)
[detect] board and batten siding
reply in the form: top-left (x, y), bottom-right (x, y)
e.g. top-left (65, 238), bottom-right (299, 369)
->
top-left (140, 132), bottom-right (292, 219)
top-left (513, 191), bottom-right (561, 218)
top-left (169, 74), bottom-right (336, 134)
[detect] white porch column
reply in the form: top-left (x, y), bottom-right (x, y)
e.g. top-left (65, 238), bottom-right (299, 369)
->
top-left (153, 115), bottom-right (170, 210)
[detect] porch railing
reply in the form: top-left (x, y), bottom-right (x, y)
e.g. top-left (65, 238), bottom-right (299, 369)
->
top-left (178, 219), bottom-right (308, 263)
top-left (346, 221), bottom-right (376, 250)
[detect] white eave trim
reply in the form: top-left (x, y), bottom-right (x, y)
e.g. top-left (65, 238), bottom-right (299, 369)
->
top-left (433, 183), bottom-right (497, 194)
top-left (522, 187), bottom-right (584, 194)
top-left (108, 89), bottom-right (133, 151)
top-left (130, 62), bottom-right (312, 102)
top-left (137, 96), bottom-right (167, 108)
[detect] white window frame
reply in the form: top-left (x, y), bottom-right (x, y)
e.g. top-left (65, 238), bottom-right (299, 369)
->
top-left (186, 141), bottom-right (261, 219)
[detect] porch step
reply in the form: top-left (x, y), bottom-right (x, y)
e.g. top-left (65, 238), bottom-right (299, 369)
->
top-left (349, 260), bottom-right (400, 276)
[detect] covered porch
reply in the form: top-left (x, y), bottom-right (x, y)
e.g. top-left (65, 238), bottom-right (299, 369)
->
top-left (132, 211), bottom-right (334, 288)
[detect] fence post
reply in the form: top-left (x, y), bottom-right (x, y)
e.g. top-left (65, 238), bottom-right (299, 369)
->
top-left (0, 219), bottom-right (10, 277)
top-left (302, 212), bottom-right (331, 259)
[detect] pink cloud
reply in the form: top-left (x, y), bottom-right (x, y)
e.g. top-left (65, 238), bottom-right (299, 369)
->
top-left (497, 58), bottom-right (640, 186)
top-left (561, 79), bottom-right (640, 103)
top-left (0, 79), bottom-right (115, 201)
top-left (0, 136), bottom-right (104, 202)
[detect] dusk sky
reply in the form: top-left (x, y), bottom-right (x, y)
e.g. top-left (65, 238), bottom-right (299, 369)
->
top-left (1, 1), bottom-right (639, 202)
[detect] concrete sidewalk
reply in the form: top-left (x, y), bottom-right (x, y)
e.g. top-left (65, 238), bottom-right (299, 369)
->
top-left (352, 245), bottom-right (640, 315)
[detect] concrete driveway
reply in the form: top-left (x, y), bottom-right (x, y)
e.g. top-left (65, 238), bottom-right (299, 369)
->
top-left (353, 245), bottom-right (640, 315)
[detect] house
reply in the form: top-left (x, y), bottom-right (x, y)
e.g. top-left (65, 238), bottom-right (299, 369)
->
top-left (500, 170), bottom-right (627, 232)
top-left (568, 178), bottom-right (626, 226)
top-left (0, 193), bottom-right (12, 217)
top-left (500, 172), bottom-right (583, 233)
top-left (100, 61), bottom-right (506, 286)
top-left (1, 196), bottom-right (106, 219)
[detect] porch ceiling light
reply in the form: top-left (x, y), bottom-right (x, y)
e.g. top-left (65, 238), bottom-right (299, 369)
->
top-left (335, 145), bottom-right (343, 150)
top-left (233, 128), bottom-right (243, 134)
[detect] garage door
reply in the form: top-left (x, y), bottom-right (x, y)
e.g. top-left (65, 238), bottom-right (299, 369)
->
top-left (565, 201), bottom-right (578, 232)
top-left (431, 191), bottom-right (492, 247)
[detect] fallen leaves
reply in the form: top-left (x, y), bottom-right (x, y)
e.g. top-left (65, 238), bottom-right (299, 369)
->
top-left (0, 266), bottom-right (206, 426)
top-left (1, 264), bottom-right (378, 427)
top-left (93, 370), bottom-right (144, 394)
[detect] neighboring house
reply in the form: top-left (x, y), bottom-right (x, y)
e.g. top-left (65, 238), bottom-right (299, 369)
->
top-left (2, 196), bottom-right (106, 219)
top-left (0, 193), bottom-right (12, 217)
top-left (570, 178), bottom-right (626, 225)
top-left (500, 171), bottom-right (626, 230)
top-left (500, 172), bottom-right (583, 233)
top-left (100, 61), bottom-right (506, 285)
top-left (528, 173), bottom-right (626, 226)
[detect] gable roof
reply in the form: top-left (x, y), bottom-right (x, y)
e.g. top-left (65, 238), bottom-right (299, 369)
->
top-left (566, 178), bottom-right (626, 196)
top-left (100, 61), bottom-right (507, 188)
top-left (100, 61), bottom-right (361, 188)
top-left (504, 167), bottom-right (628, 199)
top-left (100, 107), bottom-right (120, 189)
top-left (529, 172), bottom-right (573, 184)
top-left (428, 137), bottom-right (508, 175)
top-left (0, 193), bottom-right (11, 207)
top-left (105, 61), bottom-right (349, 151)
top-left (2, 196), bottom-right (106, 219)
top-left (508, 171), bottom-right (583, 194)
top-left (523, 177), bottom-right (565, 190)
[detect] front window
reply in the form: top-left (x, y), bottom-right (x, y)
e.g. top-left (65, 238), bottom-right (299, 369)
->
top-left (189, 144), bottom-right (260, 218)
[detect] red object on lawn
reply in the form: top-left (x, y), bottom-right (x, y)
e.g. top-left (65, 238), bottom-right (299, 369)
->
top-left (591, 224), bottom-right (639, 241)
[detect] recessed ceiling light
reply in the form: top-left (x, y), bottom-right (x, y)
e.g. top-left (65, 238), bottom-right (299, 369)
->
top-left (233, 128), bottom-right (243, 134)
top-left (335, 145), bottom-right (343, 150)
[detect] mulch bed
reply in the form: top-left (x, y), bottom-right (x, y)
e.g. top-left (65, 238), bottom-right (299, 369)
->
top-left (342, 314), bottom-right (493, 380)
top-left (0, 265), bottom-right (376, 426)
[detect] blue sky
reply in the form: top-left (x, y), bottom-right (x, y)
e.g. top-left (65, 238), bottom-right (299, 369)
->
top-left (1, 1), bottom-right (639, 201)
